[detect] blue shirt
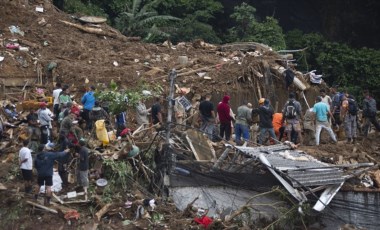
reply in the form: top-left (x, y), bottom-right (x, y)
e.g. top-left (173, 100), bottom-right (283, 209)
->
top-left (35, 151), bottom-right (67, 177)
top-left (81, 91), bottom-right (95, 110)
top-left (313, 102), bottom-right (329, 122)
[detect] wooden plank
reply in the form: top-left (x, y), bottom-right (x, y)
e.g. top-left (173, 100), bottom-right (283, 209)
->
top-left (186, 129), bottom-right (215, 161)
top-left (26, 200), bottom-right (58, 214)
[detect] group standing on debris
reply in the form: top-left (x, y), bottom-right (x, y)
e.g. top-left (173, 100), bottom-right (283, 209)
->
top-left (1, 80), bottom-right (377, 204)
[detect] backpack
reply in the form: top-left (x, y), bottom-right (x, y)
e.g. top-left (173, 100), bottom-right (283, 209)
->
top-left (365, 98), bottom-right (377, 117)
top-left (347, 98), bottom-right (358, 116)
top-left (285, 100), bottom-right (297, 119)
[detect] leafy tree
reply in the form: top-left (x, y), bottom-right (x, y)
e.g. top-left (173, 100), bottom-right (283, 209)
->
top-left (64, 0), bottom-right (107, 17)
top-left (227, 3), bottom-right (286, 50)
top-left (246, 17), bottom-right (286, 50)
top-left (229, 2), bottom-right (256, 39)
top-left (171, 16), bottom-right (222, 44)
top-left (114, 0), bottom-right (180, 41)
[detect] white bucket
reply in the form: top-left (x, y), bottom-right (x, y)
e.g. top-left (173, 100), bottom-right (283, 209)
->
top-left (293, 77), bottom-right (306, 91)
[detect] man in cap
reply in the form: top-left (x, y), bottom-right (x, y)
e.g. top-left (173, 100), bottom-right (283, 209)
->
top-left (252, 99), bottom-right (277, 145)
top-left (34, 144), bottom-right (70, 205)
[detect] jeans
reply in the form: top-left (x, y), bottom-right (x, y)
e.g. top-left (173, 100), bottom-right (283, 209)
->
top-left (220, 122), bottom-right (232, 141)
top-left (200, 117), bottom-right (215, 140)
top-left (315, 120), bottom-right (336, 145)
top-left (259, 127), bottom-right (277, 145)
top-left (344, 114), bottom-right (357, 139)
top-left (235, 123), bottom-right (250, 143)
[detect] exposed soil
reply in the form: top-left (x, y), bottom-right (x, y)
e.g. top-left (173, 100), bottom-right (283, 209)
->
top-left (1, 1), bottom-right (379, 229)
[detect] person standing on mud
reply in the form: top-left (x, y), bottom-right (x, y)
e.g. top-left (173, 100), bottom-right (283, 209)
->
top-left (75, 139), bottom-right (89, 201)
top-left (81, 86), bottom-right (96, 131)
top-left (362, 89), bottom-right (380, 137)
top-left (282, 93), bottom-right (303, 144)
top-left (199, 94), bottom-right (216, 140)
top-left (38, 102), bottom-right (53, 144)
top-left (341, 94), bottom-right (358, 143)
top-left (235, 101), bottom-right (252, 145)
top-left (52, 83), bottom-right (62, 121)
top-left (19, 140), bottom-right (33, 193)
top-left (217, 95), bottom-right (233, 141)
top-left (136, 98), bottom-right (151, 127)
top-left (252, 99), bottom-right (277, 145)
top-left (313, 96), bottom-right (337, 145)
top-left (34, 145), bottom-right (70, 205)
top-left (330, 86), bottom-right (342, 130)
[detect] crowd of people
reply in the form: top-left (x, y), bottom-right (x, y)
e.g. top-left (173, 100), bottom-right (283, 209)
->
top-left (177, 87), bottom-right (380, 147)
top-left (6, 82), bottom-right (379, 204)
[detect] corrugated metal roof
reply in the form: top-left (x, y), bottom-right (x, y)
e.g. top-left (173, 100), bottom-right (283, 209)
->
top-left (235, 144), bottom-right (344, 187)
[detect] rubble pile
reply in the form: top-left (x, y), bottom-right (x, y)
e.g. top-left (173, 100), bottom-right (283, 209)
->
top-left (0, 1), bottom-right (380, 229)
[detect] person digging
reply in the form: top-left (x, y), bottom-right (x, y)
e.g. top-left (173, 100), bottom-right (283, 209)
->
top-left (34, 144), bottom-right (70, 205)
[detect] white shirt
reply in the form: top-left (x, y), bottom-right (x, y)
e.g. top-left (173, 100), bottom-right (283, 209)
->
top-left (53, 88), bottom-right (62, 105)
top-left (19, 147), bottom-right (32, 170)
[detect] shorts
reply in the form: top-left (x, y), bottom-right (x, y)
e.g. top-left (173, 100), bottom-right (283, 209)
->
top-left (21, 169), bottom-right (33, 181)
top-left (37, 176), bottom-right (53, 186)
top-left (77, 170), bottom-right (89, 187)
top-left (285, 119), bottom-right (301, 132)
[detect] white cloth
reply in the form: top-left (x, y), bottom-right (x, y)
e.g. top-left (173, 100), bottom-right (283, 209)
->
top-left (53, 88), bottom-right (62, 105)
top-left (40, 171), bottom-right (62, 193)
top-left (19, 147), bottom-right (33, 170)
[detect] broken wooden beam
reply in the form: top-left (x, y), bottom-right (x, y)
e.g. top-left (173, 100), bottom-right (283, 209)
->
top-left (59, 20), bottom-right (140, 42)
top-left (95, 203), bottom-right (112, 221)
top-left (26, 200), bottom-right (58, 214)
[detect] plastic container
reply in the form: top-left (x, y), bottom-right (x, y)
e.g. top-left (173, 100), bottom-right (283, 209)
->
top-left (293, 76), bottom-right (306, 91)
